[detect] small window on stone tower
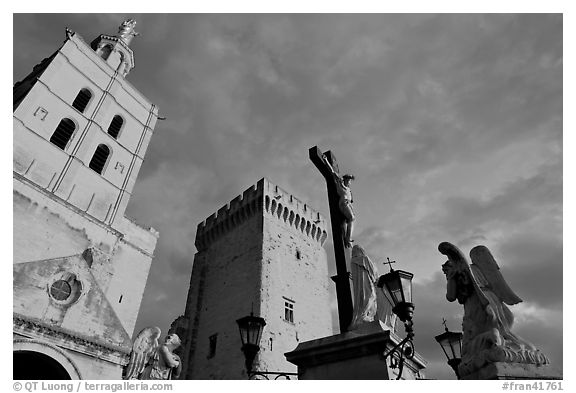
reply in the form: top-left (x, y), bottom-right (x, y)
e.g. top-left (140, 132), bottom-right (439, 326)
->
top-left (108, 115), bottom-right (124, 138)
top-left (50, 118), bottom-right (76, 150)
top-left (72, 88), bottom-right (92, 113)
top-left (284, 299), bottom-right (294, 323)
top-left (296, 249), bottom-right (302, 260)
top-left (208, 334), bottom-right (218, 358)
top-left (89, 144), bottom-right (110, 174)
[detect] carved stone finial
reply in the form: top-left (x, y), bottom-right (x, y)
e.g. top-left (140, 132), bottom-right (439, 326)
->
top-left (117, 19), bottom-right (139, 45)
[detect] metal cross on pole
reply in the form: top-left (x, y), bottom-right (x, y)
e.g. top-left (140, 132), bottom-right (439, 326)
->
top-left (309, 146), bottom-right (353, 333)
top-left (383, 257), bottom-right (396, 272)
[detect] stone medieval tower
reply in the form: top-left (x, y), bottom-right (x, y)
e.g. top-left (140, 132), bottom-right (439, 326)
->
top-left (178, 178), bottom-right (334, 379)
top-left (13, 21), bottom-right (159, 379)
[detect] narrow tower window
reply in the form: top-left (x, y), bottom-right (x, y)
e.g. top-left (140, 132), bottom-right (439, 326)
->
top-left (89, 144), bottom-right (110, 174)
top-left (284, 299), bottom-right (295, 323)
top-left (50, 118), bottom-right (76, 150)
top-left (72, 88), bottom-right (92, 113)
top-left (107, 115), bottom-right (123, 138)
top-left (208, 334), bottom-right (218, 358)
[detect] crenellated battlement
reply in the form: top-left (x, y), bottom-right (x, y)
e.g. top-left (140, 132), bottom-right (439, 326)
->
top-left (195, 182), bottom-right (262, 251)
top-left (194, 178), bottom-right (328, 251)
top-left (261, 178), bottom-right (328, 246)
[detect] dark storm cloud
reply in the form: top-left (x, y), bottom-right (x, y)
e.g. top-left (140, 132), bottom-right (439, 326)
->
top-left (515, 314), bottom-right (563, 371)
top-left (410, 273), bottom-right (463, 378)
top-left (499, 235), bottom-right (563, 309)
top-left (431, 162), bottom-right (561, 239)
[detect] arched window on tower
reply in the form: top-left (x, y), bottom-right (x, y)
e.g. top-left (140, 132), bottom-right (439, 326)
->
top-left (50, 118), bottom-right (76, 150)
top-left (107, 115), bottom-right (123, 138)
top-left (89, 144), bottom-right (110, 174)
top-left (72, 88), bottom-right (92, 113)
top-left (100, 45), bottom-right (112, 60)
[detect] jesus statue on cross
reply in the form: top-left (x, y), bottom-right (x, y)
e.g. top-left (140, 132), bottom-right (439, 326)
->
top-left (322, 155), bottom-right (356, 248)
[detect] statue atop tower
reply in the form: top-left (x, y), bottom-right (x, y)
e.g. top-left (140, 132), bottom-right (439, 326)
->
top-left (117, 19), bottom-right (139, 45)
top-left (89, 19), bottom-right (138, 76)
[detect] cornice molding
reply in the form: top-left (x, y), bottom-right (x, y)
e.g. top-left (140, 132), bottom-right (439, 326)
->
top-left (13, 314), bottom-right (131, 365)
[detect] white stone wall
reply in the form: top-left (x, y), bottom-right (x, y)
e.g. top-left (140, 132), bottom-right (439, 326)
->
top-left (258, 179), bottom-right (333, 375)
top-left (183, 179), bottom-right (334, 379)
top-left (184, 213), bottom-right (263, 379)
top-left (13, 34), bottom-right (157, 228)
top-left (65, 351), bottom-right (124, 380)
top-left (13, 180), bottom-right (157, 337)
top-left (13, 27), bottom-right (159, 380)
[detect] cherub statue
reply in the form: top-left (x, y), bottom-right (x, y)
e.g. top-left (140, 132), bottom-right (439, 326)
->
top-left (124, 327), bottom-right (182, 380)
top-left (322, 155), bottom-right (355, 248)
top-left (438, 242), bottom-right (549, 377)
top-left (117, 19), bottom-right (139, 45)
top-left (349, 245), bottom-right (379, 330)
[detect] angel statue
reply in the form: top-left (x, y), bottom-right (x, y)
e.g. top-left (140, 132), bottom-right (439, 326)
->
top-left (349, 245), bottom-right (379, 330)
top-left (438, 242), bottom-right (549, 378)
top-left (124, 327), bottom-right (182, 380)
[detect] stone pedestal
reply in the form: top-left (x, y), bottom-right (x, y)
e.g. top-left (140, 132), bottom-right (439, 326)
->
top-left (285, 321), bottom-right (426, 380)
top-left (462, 362), bottom-right (562, 380)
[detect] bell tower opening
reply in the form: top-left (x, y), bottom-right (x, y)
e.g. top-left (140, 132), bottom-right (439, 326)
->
top-left (13, 351), bottom-right (71, 380)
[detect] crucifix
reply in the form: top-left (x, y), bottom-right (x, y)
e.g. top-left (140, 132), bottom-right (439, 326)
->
top-left (309, 146), bottom-right (354, 333)
top-left (383, 257), bottom-right (396, 272)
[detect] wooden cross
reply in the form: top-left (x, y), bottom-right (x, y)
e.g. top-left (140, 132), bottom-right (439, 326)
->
top-left (309, 146), bottom-right (353, 333)
top-left (383, 257), bottom-right (396, 271)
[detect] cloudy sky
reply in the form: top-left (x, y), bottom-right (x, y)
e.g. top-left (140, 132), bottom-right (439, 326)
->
top-left (13, 13), bottom-right (563, 379)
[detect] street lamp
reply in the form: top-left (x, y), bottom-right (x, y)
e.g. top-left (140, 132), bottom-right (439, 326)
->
top-left (236, 312), bottom-right (266, 374)
top-left (377, 263), bottom-right (416, 380)
top-left (378, 268), bottom-right (415, 324)
top-left (236, 312), bottom-right (298, 380)
top-left (435, 319), bottom-right (463, 379)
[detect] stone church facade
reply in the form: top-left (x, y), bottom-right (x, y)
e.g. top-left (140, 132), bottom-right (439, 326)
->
top-left (177, 178), bottom-right (335, 379)
top-left (13, 22), bottom-right (159, 379)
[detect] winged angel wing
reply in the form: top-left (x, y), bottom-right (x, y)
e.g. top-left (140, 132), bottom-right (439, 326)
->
top-left (124, 326), bottom-right (161, 380)
top-left (469, 246), bottom-right (522, 306)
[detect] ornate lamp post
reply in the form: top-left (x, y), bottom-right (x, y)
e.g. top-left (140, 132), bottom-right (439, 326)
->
top-left (435, 319), bottom-right (463, 379)
top-left (236, 312), bottom-right (298, 380)
top-left (377, 260), bottom-right (415, 380)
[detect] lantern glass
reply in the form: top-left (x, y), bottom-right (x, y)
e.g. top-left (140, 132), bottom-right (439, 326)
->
top-left (380, 270), bottom-right (414, 305)
top-left (388, 281), bottom-right (403, 305)
top-left (399, 271), bottom-right (413, 304)
top-left (236, 314), bottom-right (266, 347)
top-left (435, 331), bottom-right (463, 361)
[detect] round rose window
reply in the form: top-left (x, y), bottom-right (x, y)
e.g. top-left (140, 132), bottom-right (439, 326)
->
top-left (50, 280), bottom-right (72, 301)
